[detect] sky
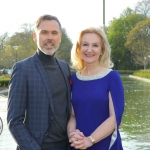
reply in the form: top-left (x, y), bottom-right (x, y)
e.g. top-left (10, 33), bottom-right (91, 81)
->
top-left (0, 0), bottom-right (140, 42)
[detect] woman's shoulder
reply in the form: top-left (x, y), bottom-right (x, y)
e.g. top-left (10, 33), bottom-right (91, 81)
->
top-left (108, 70), bottom-right (123, 86)
top-left (108, 70), bottom-right (120, 78)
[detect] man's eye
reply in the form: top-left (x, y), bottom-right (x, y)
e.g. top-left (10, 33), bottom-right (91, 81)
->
top-left (52, 32), bottom-right (58, 34)
top-left (41, 31), bottom-right (47, 34)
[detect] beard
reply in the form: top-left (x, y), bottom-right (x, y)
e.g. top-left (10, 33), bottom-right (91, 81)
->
top-left (38, 40), bottom-right (60, 56)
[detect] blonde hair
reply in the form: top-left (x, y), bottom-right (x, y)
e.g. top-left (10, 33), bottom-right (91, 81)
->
top-left (71, 27), bottom-right (113, 71)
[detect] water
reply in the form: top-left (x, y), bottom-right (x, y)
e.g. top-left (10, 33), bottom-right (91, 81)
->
top-left (120, 76), bottom-right (150, 150)
top-left (0, 76), bottom-right (150, 150)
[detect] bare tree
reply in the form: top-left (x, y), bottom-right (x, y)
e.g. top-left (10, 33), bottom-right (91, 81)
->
top-left (135, 0), bottom-right (150, 17)
top-left (0, 33), bottom-right (8, 51)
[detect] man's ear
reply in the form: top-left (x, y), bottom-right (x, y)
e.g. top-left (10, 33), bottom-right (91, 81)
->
top-left (33, 32), bottom-right (37, 42)
top-left (60, 33), bottom-right (62, 43)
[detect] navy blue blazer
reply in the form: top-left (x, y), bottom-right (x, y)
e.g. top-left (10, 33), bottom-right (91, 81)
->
top-left (7, 53), bottom-right (71, 150)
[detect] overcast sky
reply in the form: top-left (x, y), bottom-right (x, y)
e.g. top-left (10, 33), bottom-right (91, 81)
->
top-left (0, 0), bottom-right (140, 42)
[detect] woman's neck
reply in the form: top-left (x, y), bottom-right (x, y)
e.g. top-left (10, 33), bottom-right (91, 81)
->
top-left (81, 64), bottom-right (108, 76)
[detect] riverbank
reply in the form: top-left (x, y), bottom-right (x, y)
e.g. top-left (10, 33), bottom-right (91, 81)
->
top-left (129, 75), bottom-right (150, 83)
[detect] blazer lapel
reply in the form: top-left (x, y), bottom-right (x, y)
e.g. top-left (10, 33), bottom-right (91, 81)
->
top-left (57, 59), bottom-right (71, 120)
top-left (32, 53), bottom-right (54, 113)
top-left (57, 59), bottom-right (70, 92)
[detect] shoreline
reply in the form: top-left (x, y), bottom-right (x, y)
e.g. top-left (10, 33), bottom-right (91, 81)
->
top-left (129, 75), bottom-right (150, 83)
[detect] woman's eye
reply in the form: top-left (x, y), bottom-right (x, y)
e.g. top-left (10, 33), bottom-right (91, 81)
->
top-left (83, 44), bottom-right (88, 46)
top-left (93, 45), bottom-right (98, 47)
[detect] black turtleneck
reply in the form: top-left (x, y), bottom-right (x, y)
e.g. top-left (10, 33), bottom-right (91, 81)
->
top-left (37, 49), bottom-right (57, 66)
top-left (37, 49), bottom-right (68, 148)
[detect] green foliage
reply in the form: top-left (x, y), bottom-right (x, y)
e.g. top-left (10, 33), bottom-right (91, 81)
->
top-left (107, 9), bottom-right (146, 70)
top-left (0, 75), bottom-right (10, 86)
top-left (56, 28), bottom-right (72, 64)
top-left (133, 69), bottom-right (150, 78)
top-left (0, 24), bottom-right (72, 69)
top-left (125, 18), bottom-right (150, 69)
top-left (7, 27), bottom-right (37, 60)
top-left (125, 18), bottom-right (150, 51)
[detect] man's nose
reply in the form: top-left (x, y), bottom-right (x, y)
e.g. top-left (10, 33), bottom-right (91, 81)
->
top-left (47, 33), bottom-right (53, 39)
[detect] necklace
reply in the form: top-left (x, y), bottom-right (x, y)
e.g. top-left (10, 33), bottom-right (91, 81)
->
top-left (76, 69), bottom-right (112, 81)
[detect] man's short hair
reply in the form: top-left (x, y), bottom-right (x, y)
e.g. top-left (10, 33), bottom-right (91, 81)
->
top-left (35, 14), bottom-right (62, 31)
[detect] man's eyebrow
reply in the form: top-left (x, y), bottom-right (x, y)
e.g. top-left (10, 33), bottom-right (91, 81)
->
top-left (39, 29), bottom-right (59, 32)
top-left (40, 30), bottom-right (47, 32)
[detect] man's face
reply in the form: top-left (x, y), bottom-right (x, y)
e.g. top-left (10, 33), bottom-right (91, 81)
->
top-left (33, 20), bottom-right (62, 56)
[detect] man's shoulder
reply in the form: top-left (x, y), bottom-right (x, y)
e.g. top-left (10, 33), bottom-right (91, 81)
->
top-left (57, 59), bottom-right (67, 65)
top-left (57, 59), bottom-right (69, 68)
top-left (16, 53), bottom-right (37, 65)
top-left (13, 54), bottom-right (38, 71)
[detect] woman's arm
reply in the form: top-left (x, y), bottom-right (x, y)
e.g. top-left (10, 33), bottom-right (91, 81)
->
top-left (75, 92), bottom-right (116, 149)
top-left (67, 106), bottom-right (76, 137)
top-left (67, 106), bottom-right (85, 148)
top-left (90, 92), bottom-right (116, 142)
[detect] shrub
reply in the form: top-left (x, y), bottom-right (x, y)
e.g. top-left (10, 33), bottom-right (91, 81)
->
top-left (0, 75), bottom-right (10, 87)
top-left (114, 70), bottom-right (134, 75)
top-left (133, 70), bottom-right (150, 79)
top-left (0, 79), bottom-right (9, 86)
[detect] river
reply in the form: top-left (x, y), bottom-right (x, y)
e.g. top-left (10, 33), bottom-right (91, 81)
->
top-left (0, 75), bottom-right (150, 150)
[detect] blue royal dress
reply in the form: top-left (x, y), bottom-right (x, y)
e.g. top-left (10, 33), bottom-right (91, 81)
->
top-left (70, 69), bottom-right (124, 150)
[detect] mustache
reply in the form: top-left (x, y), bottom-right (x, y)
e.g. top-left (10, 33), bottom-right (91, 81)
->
top-left (44, 40), bottom-right (54, 45)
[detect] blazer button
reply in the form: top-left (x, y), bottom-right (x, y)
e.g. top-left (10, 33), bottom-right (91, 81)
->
top-left (45, 132), bottom-right (48, 136)
top-left (51, 116), bottom-right (53, 120)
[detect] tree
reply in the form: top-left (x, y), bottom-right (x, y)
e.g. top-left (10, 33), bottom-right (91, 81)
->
top-left (120, 7), bottom-right (134, 18)
top-left (0, 32), bottom-right (8, 51)
top-left (107, 8), bottom-right (146, 70)
top-left (6, 23), bottom-right (37, 61)
top-left (0, 33), bottom-right (10, 68)
top-left (0, 23), bottom-right (72, 69)
top-left (125, 18), bottom-right (150, 69)
top-left (0, 45), bottom-right (14, 69)
top-left (135, 0), bottom-right (150, 17)
top-left (56, 28), bottom-right (72, 64)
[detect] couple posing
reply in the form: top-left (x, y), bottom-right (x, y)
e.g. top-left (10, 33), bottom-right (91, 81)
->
top-left (7, 14), bottom-right (124, 150)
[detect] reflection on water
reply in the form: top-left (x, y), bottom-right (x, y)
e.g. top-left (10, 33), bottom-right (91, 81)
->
top-left (0, 96), bottom-right (16, 150)
top-left (0, 76), bottom-right (150, 150)
top-left (120, 76), bottom-right (150, 150)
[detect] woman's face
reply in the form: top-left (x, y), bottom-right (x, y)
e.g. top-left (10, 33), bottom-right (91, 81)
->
top-left (80, 33), bottom-right (102, 65)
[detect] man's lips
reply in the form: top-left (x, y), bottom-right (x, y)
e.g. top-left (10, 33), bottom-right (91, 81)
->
top-left (44, 42), bottom-right (54, 48)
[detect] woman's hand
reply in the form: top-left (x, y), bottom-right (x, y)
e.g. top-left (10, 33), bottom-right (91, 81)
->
top-left (69, 130), bottom-right (93, 149)
top-left (69, 129), bottom-right (85, 148)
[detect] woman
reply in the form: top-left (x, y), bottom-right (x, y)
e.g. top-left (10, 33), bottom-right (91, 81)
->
top-left (67, 27), bottom-right (124, 150)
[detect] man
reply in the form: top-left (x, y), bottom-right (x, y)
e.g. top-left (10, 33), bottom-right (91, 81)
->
top-left (7, 14), bottom-right (71, 150)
